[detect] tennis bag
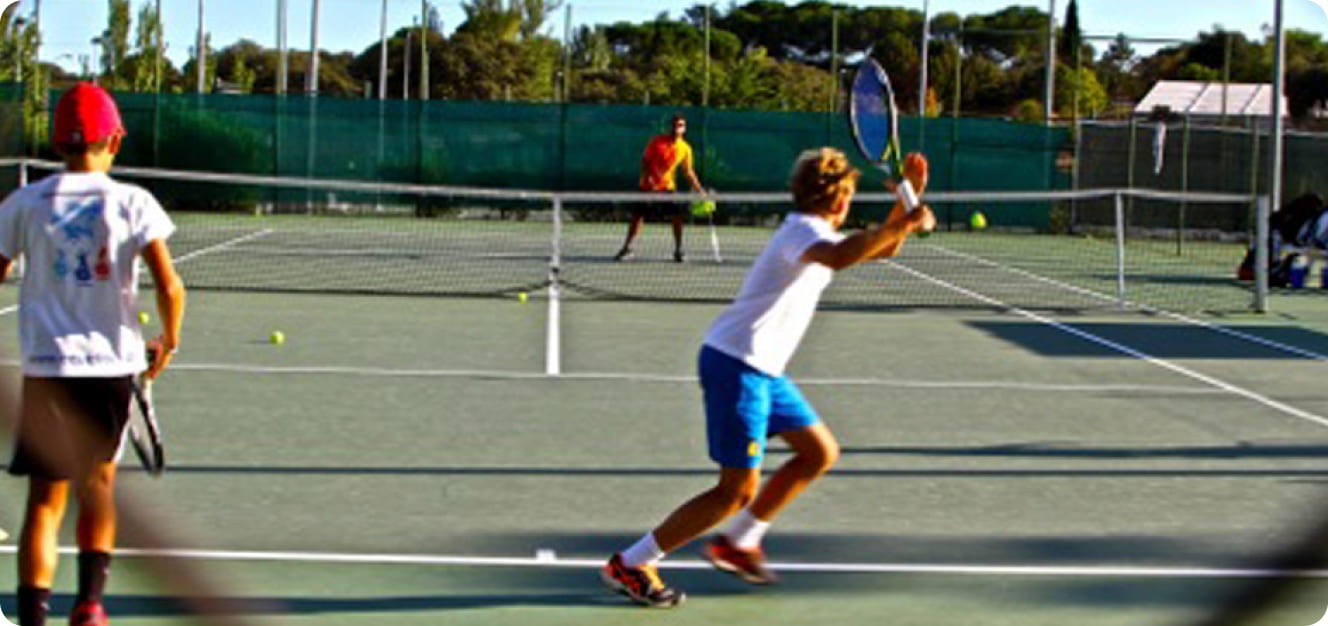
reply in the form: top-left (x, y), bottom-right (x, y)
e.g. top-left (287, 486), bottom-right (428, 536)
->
top-left (1237, 192), bottom-right (1326, 284)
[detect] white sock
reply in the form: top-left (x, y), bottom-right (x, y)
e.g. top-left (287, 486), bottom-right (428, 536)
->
top-left (724, 509), bottom-right (771, 550)
top-left (620, 532), bottom-right (666, 568)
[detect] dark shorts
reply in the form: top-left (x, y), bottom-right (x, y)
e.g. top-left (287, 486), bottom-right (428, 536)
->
top-left (7, 376), bottom-right (133, 480)
top-left (632, 192), bottom-right (684, 220)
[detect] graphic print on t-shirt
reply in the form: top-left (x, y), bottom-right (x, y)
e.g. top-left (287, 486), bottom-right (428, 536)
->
top-left (47, 198), bottom-right (108, 285)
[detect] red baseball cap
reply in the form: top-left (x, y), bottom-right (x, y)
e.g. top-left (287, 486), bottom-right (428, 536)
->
top-left (53, 82), bottom-right (125, 146)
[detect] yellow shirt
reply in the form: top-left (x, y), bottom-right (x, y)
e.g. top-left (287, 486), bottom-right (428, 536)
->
top-left (640, 135), bottom-right (693, 192)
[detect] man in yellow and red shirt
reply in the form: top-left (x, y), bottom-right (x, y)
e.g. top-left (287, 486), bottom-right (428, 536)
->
top-left (614, 114), bottom-right (706, 263)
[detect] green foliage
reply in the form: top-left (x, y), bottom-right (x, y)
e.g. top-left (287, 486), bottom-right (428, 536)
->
top-left (129, 2), bottom-right (164, 92)
top-left (10, 0), bottom-right (1328, 127)
top-left (1059, 0), bottom-right (1081, 62)
top-left (1013, 98), bottom-right (1043, 124)
top-left (1056, 63), bottom-right (1108, 120)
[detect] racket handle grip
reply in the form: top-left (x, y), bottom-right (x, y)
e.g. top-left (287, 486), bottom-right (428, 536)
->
top-left (896, 179), bottom-right (921, 213)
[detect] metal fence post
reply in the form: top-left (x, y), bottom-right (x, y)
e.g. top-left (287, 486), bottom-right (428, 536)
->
top-left (1255, 196), bottom-right (1269, 313)
top-left (1115, 191), bottom-right (1127, 309)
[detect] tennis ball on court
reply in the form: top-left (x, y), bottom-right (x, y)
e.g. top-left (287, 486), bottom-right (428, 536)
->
top-left (970, 211), bottom-right (988, 230)
top-left (517, 292), bottom-right (528, 304)
top-left (269, 331), bottom-right (285, 345)
top-left (138, 311), bottom-right (151, 324)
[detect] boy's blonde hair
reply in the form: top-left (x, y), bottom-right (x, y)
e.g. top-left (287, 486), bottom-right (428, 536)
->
top-left (790, 148), bottom-right (860, 214)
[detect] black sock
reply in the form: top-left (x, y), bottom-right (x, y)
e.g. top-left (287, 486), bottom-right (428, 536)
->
top-left (18, 585), bottom-right (51, 626)
top-left (77, 550), bottom-right (112, 604)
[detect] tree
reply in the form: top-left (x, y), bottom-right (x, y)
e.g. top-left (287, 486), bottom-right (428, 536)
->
top-left (179, 33), bottom-right (218, 93)
top-left (1056, 63), bottom-right (1107, 119)
top-left (129, 1), bottom-right (164, 92)
top-left (97, 0), bottom-right (132, 89)
top-left (458, 0), bottom-right (522, 42)
top-left (1059, 0), bottom-right (1080, 62)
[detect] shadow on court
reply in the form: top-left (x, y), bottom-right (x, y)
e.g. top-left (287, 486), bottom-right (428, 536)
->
top-left (121, 462), bottom-right (1328, 479)
top-left (0, 592), bottom-right (619, 618)
top-left (458, 531), bottom-right (1277, 570)
top-left (969, 321), bottom-right (1328, 358)
top-left (834, 441), bottom-right (1328, 460)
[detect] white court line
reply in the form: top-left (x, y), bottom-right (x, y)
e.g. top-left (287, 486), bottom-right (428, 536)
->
top-left (174, 228), bottom-right (275, 264)
top-left (923, 243), bottom-right (1328, 362)
top-left (0, 546), bottom-right (1323, 579)
top-left (884, 259), bottom-right (1328, 429)
top-left (149, 362), bottom-right (1222, 395)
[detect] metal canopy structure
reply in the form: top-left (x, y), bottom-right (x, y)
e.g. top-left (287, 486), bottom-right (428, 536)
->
top-left (1134, 80), bottom-right (1288, 120)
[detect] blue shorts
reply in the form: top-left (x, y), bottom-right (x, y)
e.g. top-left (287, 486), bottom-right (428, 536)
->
top-left (698, 345), bottom-right (820, 469)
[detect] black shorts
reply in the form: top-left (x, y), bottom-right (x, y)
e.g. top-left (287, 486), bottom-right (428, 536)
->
top-left (632, 192), bottom-right (684, 220)
top-left (7, 376), bottom-right (133, 480)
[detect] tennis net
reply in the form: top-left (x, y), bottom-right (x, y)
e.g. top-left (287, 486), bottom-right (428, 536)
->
top-left (9, 160), bottom-right (1260, 314)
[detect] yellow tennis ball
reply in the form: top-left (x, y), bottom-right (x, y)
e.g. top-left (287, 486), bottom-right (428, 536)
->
top-left (970, 211), bottom-right (988, 230)
top-left (517, 292), bottom-right (528, 304)
top-left (138, 311), bottom-right (151, 324)
top-left (270, 331), bottom-right (285, 345)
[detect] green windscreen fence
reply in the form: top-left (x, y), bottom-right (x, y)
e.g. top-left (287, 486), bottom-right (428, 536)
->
top-left (0, 82), bottom-right (22, 199)
top-left (1078, 121), bottom-right (1327, 200)
top-left (19, 91), bottom-right (1069, 226)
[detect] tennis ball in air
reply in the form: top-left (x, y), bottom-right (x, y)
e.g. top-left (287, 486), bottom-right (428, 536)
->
top-left (970, 211), bottom-right (988, 230)
top-left (270, 331), bottom-right (285, 345)
top-left (138, 311), bottom-right (151, 324)
top-left (517, 292), bottom-right (529, 304)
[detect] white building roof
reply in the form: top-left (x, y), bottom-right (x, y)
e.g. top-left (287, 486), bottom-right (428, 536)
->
top-left (1135, 80), bottom-right (1288, 118)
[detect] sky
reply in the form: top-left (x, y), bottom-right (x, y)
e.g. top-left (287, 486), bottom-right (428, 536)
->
top-left (14, 0), bottom-right (1328, 74)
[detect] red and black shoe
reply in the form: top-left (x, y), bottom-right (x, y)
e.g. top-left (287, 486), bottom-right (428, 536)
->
top-left (703, 535), bottom-right (778, 585)
top-left (601, 553), bottom-right (685, 608)
top-left (68, 600), bottom-right (109, 626)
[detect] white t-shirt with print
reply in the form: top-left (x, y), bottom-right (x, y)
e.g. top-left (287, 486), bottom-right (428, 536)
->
top-left (704, 212), bottom-right (844, 376)
top-left (0, 172), bottom-right (175, 377)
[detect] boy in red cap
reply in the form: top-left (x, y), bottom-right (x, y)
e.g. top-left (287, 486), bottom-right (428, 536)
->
top-left (1, 82), bottom-right (185, 626)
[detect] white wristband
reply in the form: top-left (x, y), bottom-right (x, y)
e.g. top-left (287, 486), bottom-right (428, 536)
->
top-left (896, 179), bottom-right (921, 213)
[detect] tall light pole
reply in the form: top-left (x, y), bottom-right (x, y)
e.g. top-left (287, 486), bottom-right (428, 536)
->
top-left (307, 0), bottom-right (321, 95)
top-left (419, 1), bottom-right (429, 101)
top-left (404, 19), bottom-right (413, 99)
top-left (918, 0), bottom-right (930, 118)
top-left (195, 0), bottom-right (206, 93)
top-left (377, 0), bottom-right (388, 100)
top-left (32, 0), bottom-right (40, 69)
top-left (13, 17), bottom-right (26, 83)
top-left (276, 0), bottom-right (286, 94)
top-left (154, 0), bottom-right (162, 91)
top-left (1045, 0), bottom-right (1057, 125)
top-left (1268, 0), bottom-right (1287, 265)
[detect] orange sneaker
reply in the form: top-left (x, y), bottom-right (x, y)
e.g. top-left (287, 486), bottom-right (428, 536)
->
top-left (703, 535), bottom-right (778, 585)
top-left (68, 600), bottom-right (109, 626)
top-left (601, 554), bottom-right (685, 608)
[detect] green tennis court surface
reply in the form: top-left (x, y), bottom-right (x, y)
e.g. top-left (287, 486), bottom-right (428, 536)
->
top-left (3, 284), bottom-right (1328, 625)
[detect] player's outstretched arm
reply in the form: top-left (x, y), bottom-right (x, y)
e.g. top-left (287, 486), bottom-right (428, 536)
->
top-left (803, 207), bottom-right (935, 270)
top-left (142, 239), bottom-right (185, 378)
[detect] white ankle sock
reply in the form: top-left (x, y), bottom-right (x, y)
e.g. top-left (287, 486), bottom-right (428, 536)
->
top-left (620, 532), bottom-right (666, 568)
top-left (724, 509), bottom-right (771, 550)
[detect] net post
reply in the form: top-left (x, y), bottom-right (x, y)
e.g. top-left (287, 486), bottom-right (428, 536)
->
top-left (546, 195), bottom-right (563, 376)
top-left (1114, 191), bottom-right (1127, 309)
top-left (18, 158), bottom-right (28, 188)
top-left (1254, 195), bottom-right (1270, 313)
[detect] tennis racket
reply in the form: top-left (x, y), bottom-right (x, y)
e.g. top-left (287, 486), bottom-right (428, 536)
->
top-left (707, 214), bottom-right (723, 264)
top-left (128, 350), bottom-right (165, 477)
top-left (848, 58), bottom-right (921, 213)
top-left (692, 197), bottom-right (723, 264)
